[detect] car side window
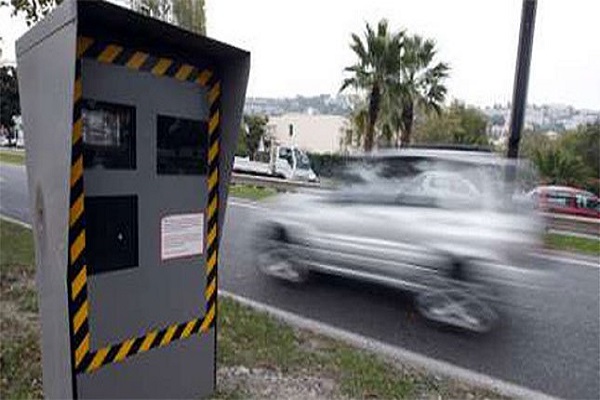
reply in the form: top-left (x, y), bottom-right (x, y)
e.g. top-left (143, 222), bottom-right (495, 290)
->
top-left (546, 191), bottom-right (570, 206)
top-left (577, 194), bottom-right (599, 210)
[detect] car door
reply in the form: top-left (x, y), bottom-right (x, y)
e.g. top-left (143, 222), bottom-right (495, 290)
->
top-left (294, 190), bottom-right (437, 290)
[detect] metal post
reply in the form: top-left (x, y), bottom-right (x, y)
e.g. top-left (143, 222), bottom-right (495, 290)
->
top-left (507, 0), bottom-right (537, 159)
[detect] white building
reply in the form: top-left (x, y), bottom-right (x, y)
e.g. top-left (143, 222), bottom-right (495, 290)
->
top-left (267, 113), bottom-right (346, 154)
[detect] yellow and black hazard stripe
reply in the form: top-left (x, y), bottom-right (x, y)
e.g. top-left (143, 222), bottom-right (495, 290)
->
top-left (204, 74), bottom-right (221, 329)
top-left (77, 36), bottom-right (214, 85)
top-left (67, 36), bottom-right (220, 375)
top-left (77, 312), bottom-right (215, 373)
top-left (67, 53), bottom-right (92, 375)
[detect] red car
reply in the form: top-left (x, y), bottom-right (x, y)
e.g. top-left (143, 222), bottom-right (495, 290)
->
top-left (529, 185), bottom-right (600, 219)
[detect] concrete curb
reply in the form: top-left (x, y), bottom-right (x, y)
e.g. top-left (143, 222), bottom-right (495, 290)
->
top-left (0, 214), bottom-right (32, 229)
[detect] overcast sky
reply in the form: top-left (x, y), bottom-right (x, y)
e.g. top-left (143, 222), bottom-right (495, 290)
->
top-left (2, 0), bottom-right (599, 109)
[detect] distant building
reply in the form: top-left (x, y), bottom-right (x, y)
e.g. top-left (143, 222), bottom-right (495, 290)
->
top-left (543, 130), bottom-right (559, 140)
top-left (481, 103), bottom-right (599, 133)
top-left (267, 113), bottom-right (346, 154)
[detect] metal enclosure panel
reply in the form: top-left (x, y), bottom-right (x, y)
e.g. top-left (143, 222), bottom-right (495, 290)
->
top-left (77, 334), bottom-right (214, 398)
top-left (73, 59), bottom-right (214, 398)
top-left (16, 0), bottom-right (250, 397)
top-left (15, 0), bottom-right (77, 57)
top-left (15, 3), bottom-right (78, 398)
top-left (215, 57), bottom-right (251, 226)
top-left (80, 61), bottom-right (207, 349)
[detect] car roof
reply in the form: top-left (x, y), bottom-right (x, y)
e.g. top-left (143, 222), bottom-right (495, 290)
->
top-left (535, 185), bottom-right (597, 196)
top-left (349, 148), bottom-right (513, 167)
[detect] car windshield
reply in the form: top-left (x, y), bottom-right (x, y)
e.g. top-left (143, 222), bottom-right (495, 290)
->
top-left (326, 154), bottom-right (536, 212)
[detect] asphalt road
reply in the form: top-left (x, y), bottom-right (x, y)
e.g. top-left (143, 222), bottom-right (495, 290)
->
top-left (1, 163), bottom-right (599, 399)
top-left (0, 163), bottom-right (31, 224)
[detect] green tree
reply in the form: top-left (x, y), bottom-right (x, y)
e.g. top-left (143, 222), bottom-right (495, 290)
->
top-left (130, 0), bottom-right (206, 34)
top-left (340, 20), bottom-right (403, 152)
top-left (171, 0), bottom-right (206, 35)
top-left (531, 146), bottom-right (588, 188)
top-left (395, 34), bottom-right (449, 146)
top-left (559, 122), bottom-right (600, 181)
top-left (519, 129), bottom-right (597, 192)
top-left (341, 98), bottom-right (369, 150)
top-left (243, 115), bottom-right (269, 161)
top-left (0, 66), bottom-right (20, 144)
top-left (235, 124), bottom-right (248, 157)
top-left (1, 0), bottom-right (62, 26)
top-left (130, 0), bottom-right (171, 19)
top-left (517, 130), bottom-right (552, 159)
top-left (3, 0), bottom-right (205, 34)
top-left (414, 101), bottom-right (488, 146)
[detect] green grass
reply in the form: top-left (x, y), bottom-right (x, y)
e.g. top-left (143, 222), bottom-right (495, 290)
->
top-left (228, 184), bottom-right (276, 201)
top-left (0, 150), bottom-right (25, 165)
top-left (0, 219), bottom-right (500, 399)
top-left (0, 220), bottom-right (35, 273)
top-left (0, 219), bottom-right (42, 399)
top-left (544, 233), bottom-right (600, 256)
top-left (0, 314), bottom-right (43, 400)
top-left (0, 219), bottom-right (38, 314)
top-left (218, 297), bottom-right (415, 399)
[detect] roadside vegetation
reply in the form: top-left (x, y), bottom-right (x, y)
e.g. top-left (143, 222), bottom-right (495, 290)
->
top-left (544, 233), bottom-right (600, 256)
top-left (517, 123), bottom-right (600, 195)
top-left (3, 1), bottom-right (205, 33)
top-left (229, 184), bottom-right (276, 201)
top-left (217, 297), bottom-right (506, 399)
top-left (0, 149), bottom-right (25, 165)
top-left (0, 219), bottom-right (42, 399)
top-left (0, 219), bottom-right (504, 399)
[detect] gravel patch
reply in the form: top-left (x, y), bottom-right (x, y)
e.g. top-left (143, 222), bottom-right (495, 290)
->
top-left (217, 365), bottom-right (346, 399)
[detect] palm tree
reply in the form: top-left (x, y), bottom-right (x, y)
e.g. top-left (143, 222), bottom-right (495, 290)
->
top-left (396, 35), bottom-right (449, 146)
top-left (340, 20), bottom-right (403, 152)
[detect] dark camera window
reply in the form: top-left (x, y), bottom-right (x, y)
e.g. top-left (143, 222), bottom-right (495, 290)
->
top-left (157, 115), bottom-right (207, 175)
top-left (82, 100), bottom-right (136, 170)
top-left (85, 195), bottom-right (138, 275)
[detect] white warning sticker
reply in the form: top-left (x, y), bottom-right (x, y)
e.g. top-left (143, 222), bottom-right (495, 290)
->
top-left (161, 213), bottom-right (204, 260)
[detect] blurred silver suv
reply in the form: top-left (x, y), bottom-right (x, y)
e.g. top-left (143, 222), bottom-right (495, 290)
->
top-left (254, 149), bottom-right (544, 332)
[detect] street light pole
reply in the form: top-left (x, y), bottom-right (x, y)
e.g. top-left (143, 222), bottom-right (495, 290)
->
top-left (507, 0), bottom-right (537, 159)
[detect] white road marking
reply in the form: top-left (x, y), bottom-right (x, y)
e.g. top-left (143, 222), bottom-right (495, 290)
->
top-left (228, 199), bottom-right (265, 211)
top-left (219, 290), bottom-right (558, 400)
top-left (533, 252), bottom-right (599, 269)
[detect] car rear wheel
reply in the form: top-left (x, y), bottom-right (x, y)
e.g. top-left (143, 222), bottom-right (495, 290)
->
top-left (256, 225), bottom-right (309, 284)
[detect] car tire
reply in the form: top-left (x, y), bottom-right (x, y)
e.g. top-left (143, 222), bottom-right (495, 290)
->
top-left (255, 225), bottom-right (309, 284)
top-left (416, 288), bottom-right (497, 333)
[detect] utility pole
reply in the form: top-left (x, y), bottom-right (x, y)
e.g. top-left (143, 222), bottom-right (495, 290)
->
top-left (507, 0), bottom-right (537, 159)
